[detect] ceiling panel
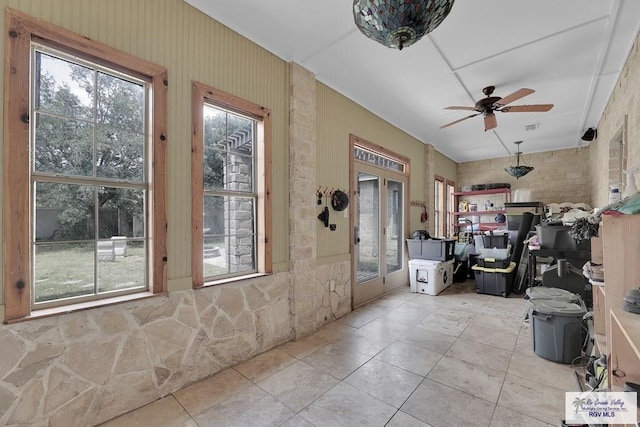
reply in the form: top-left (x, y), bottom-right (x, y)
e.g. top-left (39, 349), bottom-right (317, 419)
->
top-left (184, 0), bottom-right (640, 162)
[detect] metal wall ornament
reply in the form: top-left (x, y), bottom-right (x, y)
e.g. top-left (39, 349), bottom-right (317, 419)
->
top-left (353, 0), bottom-right (456, 50)
top-left (505, 141), bottom-right (534, 179)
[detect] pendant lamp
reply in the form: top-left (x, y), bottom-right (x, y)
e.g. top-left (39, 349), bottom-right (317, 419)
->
top-left (353, 0), bottom-right (456, 50)
top-left (505, 141), bottom-right (534, 179)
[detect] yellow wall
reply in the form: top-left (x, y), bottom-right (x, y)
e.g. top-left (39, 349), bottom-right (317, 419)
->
top-left (316, 82), bottom-right (434, 259)
top-left (434, 150), bottom-right (457, 184)
top-left (0, 0), bottom-right (291, 293)
top-left (0, 0), bottom-right (456, 311)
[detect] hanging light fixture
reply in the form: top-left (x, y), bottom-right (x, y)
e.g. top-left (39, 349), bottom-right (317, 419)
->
top-left (505, 141), bottom-right (534, 179)
top-left (353, 0), bottom-right (456, 50)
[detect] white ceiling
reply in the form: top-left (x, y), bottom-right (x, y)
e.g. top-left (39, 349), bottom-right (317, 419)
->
top-left (184, 0), bottom-right (640, 162)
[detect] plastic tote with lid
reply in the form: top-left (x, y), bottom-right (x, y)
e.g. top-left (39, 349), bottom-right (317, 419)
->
top-left (525, 287), bottom-right (582, 306)
top-left (529, 299), bottom-right (587, 364)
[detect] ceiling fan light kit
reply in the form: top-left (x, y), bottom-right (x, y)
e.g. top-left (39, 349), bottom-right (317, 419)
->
top-left (505, 141), bottom-right (534, 179)
top-left (441, 86), bottom-right (554, 131)
top-left (353, 0), bottom-right (455, 50)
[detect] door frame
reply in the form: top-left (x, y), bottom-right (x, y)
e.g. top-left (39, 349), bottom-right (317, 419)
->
top-left (349, 134), bottom-right (411, 307)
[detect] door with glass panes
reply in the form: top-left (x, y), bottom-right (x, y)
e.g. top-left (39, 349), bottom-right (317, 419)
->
top-left (352, 147), bottom-right (408, 306)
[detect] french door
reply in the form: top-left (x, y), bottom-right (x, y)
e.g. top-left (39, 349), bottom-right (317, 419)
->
top-left (352, 162), bottom-right (408, 306)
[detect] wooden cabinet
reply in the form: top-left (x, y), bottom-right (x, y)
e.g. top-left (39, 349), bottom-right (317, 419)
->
top-left (452, 188), bottom-right (510, 231)
top-left (594, 214), bottom-right (640, 402)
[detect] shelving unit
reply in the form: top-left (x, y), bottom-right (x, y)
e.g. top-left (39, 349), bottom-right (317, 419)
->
top-left (452, 188), bottom-right (511, 231)
top-left (592, 214), bottom-right (640, 407)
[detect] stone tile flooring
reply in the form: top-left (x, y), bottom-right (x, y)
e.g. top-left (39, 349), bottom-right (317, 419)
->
top-left (102, 281), bottom-right (582, 427)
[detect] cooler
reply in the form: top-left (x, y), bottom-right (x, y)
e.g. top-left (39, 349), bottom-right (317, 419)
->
top-left (408, 259), bottom-right (454, 295)
top-left (528, 299), bottom-right (587, 364)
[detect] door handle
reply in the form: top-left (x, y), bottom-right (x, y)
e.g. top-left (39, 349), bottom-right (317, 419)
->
top-left (354, 227), bottom-right (360, 245)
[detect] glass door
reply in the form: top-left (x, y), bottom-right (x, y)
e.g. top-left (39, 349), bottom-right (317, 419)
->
top-left (353, 163), bottom-right (407, 306)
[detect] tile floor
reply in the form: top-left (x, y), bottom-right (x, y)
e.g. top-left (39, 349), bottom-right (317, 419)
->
top-left (102, 281), bottom-right (583, 427)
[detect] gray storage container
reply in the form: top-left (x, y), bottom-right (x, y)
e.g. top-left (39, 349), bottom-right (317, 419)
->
top-left (406, 238), bottom-right (455, 261)
top-left (529, 299), bottom-right (586, 364)
top-left (525, 287), bottom-right (582, 303)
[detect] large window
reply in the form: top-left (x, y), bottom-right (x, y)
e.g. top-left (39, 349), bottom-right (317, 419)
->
top-left (192, 82), bottom-right (271, 286)
top-left (3, 10), bottom-right (167, 321)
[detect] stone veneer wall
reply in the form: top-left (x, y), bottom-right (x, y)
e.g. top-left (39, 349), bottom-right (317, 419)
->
top-left (457, 147), bottom-right (591, 205)
top-left (0, 275), bottom-right (291, 425)
top-left (288, 63), bottom-right (351, 339)
top-left (590, 31), bottom-right (640, 208)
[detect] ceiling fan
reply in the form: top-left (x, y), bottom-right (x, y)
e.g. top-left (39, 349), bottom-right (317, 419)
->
top-left (440, 86), bottom-right (554, 131)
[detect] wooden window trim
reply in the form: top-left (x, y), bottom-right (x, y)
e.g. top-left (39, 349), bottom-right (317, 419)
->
top-left (191, 81), bottom-right (272, 288)
top-left (3, 9), bottom-right (167, 322)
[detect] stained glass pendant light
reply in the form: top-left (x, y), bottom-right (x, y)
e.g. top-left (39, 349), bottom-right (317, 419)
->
top-left (505, 141), bottom-right (534, 179)
top-left (353, 0), bottom-right (456, 50)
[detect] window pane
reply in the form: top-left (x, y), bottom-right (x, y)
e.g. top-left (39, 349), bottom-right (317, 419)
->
top-left (203, 105), bottom-right (254, 192)
top-left (34, 242), bottom-right (95, 303)
top-left (35, 51), bottom-right (94, 120)
top-left (34, 113), bottom-right (93, 176)
top-left (203, 195), bottom-right (256, 278)
top-left (353, 147), bottom-right (404, 172)
top-left (96, 125), bottom-right (144, 181)
top-left (96, 72), bottom-right (144, 132)
top-left (203, 147), bottom-right (224, 189)
top-left (98, 240), bottom-right (145, 293)
top-left (386, 180), bottom-right (403, 274)
top-left (35, 182), bottom-right (95, 241)
top-left (98, 187), bottom-right (145, 238)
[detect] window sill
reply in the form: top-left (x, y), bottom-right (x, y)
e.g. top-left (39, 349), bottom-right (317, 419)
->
top-left (200, 272), bottom-right (270, 288)
top-left (4, 291), bottom-right (167, 324)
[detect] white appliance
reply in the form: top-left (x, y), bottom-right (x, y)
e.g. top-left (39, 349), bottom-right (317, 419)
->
top-left (408, 259), bottom-right (454, 295)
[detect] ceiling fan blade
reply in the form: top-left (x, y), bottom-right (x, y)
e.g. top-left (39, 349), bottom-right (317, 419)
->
top-left (495, 88), bottom-right (535, 107)
top-left (440, 113), bottom-right (480, 129)
top-left (444, 106), bottom-right (477, 111)
top-left (500, 104), bottom-right (554, 112)
top-left (484, 114), bottom-right (497, 131)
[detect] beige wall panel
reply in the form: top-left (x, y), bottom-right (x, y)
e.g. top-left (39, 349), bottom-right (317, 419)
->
top-left (592, 32), bottom-right (640, 208)
top-left (458, 147), bottom-right (591, 205)
top-left (0, 0), bottom-right (290, 286)
top-left (316, 83), bottom-right (430, 258)
top-left (434, 150), bottom-right (457, 182)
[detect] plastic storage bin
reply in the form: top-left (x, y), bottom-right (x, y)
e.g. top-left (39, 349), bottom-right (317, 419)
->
top-left (408, 259), bottom-right (454, 295)
top-left (472, 262), bottom-right (516, 297)
top-left (528, 299), bottom-right (587, 364)
top-left (525, 287), bottom-right (582, 303)
top-left (505, 202), bottom-right (543, 231)
top-left (406, 238), bottom-right (455, 261)
top-left (476, 257), bottom-right (510, 268)
top-left (482, 233), bottom-right (509, 249)
top-left (535, 225), bottom-right (590, 251)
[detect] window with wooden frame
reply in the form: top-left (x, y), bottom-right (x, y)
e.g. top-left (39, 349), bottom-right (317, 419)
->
top-left (446, 180), bottom-right (455, 237)
top-left (434, 176), bottom-right (444, 237)
top-left (3, 9), bottom-right (167, 322)
top-left (191, 82), bottom-right (271, 286)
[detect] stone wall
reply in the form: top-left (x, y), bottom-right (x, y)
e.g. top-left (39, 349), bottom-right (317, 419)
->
top-left (0, 275), bottom-right (291, 426)
top-left (590, 32), bottom-right (640, 208)
top-left (458, 147), bottom-right (591, 205)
